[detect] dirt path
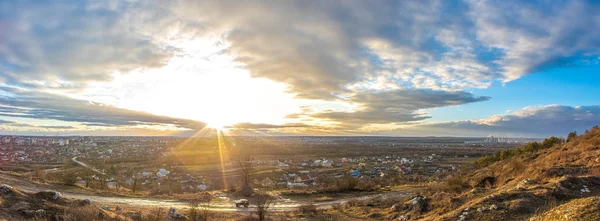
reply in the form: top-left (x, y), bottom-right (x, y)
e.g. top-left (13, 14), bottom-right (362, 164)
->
top-left (72, 157), bottom-right (105, 175)
top-left (0, 172), bottom-right (415, 212)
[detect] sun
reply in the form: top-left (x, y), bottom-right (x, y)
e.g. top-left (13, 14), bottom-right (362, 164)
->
top-left (204, 115), bottom-right (233, 130)
top-left (206, 121), bottom-right (227, 130)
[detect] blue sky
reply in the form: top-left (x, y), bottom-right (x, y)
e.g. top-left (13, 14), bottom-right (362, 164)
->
top-left (427, 63), bottom-right (600, 122)
top-left (0, 0), bottom-right (599, 137)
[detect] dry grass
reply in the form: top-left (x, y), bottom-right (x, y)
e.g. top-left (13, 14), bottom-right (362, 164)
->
top-left (311, 196), bottom-right (334, 202)
top-left (298, 204), bottom-right (319, 215)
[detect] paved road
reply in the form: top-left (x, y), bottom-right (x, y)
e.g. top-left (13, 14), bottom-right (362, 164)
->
top-left (0, 172), bottom-right (414, 212)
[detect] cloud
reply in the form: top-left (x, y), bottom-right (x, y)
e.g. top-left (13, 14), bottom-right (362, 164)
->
top-left (0, 0), bottom-right (175, 87)
top-left (294, 89), bottom-right (490, 128)
top-left (386, 105), bottom-right (600, 137)
top-left (227, 123), bottom-right (308, 129)
top-left (171, 0), bottom-right (600, 99)
top-left (0, 87), bottom-right (207, 130)
top-left (1, 0), bottom-right (599, 135)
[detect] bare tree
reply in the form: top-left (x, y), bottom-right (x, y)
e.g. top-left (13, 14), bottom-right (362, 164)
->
top-left (254, 194), bottom-right (273, 221)
top-left (188, 200), bottom-right (212, 221)
top-left (131, 175), bottom-right (139, 194)
top-left (238, 155), bottom-right (254, 196)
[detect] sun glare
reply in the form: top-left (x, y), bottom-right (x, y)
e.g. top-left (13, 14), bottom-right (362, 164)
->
top-left (206, 121), bottom-right (227, 130)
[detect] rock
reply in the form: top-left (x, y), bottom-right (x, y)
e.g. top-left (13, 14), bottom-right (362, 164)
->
top-left (398, 215), bottom-right (408, 221)
top-left (19, 209), bottom-right (46, 218)
top-left (168, 207), bottom-right (186, 220)
top-left (35, 190), bottom-right (61, 200)
top-left (522, 179), bottom-right (539, 185)
top-left (407, 196), bottom-right (429, 213)
top-left (0, 184), bottom-right (14, 195)
top-left (10, 202), bottom-right (30, 212)
top-left (390, 203), bottom-right (400, 212)
top-left (477, 207), bottom-right (488, 213)
top-left (78, 199), bottom-right (92, 206)
top-left (489, 204), bottom-right (499, 210)
top-left (35, 209), bottom-right (46, 216)
top-left (475, 176), bottom-right (497, 188)
top-left (581, 184), bottom-right (590, 193)
top-left (470, 187), bottom-right (484, 195)
top-left (19, 210), bottom-right (36, 217)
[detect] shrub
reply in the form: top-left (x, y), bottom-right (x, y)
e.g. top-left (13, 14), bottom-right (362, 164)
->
top-left (443, 175), bottom-right (470, 192)
top-left (61, 205), bottom-right (103, 221)
top-left (143, 207), bottom-right (167, 221)
top-left (59, 172), bottom-right (78, 186)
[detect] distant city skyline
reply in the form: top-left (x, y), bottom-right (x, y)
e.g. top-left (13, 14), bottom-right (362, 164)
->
top-left (0, 0), bottom-right (599, 138)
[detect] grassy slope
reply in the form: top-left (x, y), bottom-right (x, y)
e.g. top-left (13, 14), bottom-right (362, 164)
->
top-left (415, 126), bottom-right (600, 221)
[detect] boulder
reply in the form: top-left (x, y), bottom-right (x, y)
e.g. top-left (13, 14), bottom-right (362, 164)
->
top-left (35, 190), bottom-right (61, 200)
top-left (10, 202), bottom-right (30, 212)
top-left (475, 176), bottom-right (497, 188)
top-left (470, 187), bottom-right (484, 195)
top-left (477, 207), bottom-right (488, 213)
top-left (490, 204), bottom-right (499, 210)
top-left (0, 184), bottom-right (14, 195)
top-left (78, 199), bottom-right (92, 206)
top-left (407, 196), bottom-right (429, 213)
top-left (168, 207), bottom-right (186, 220)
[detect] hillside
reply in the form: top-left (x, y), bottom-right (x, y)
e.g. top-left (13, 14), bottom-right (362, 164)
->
top-left (397, 126), bottom-right (600, 220)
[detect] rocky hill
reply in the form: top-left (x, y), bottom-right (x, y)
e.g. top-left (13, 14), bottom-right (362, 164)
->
top-left (396, 126), bottom-right (600, 220)
top-left (0, 184), bottom-right (139, 221)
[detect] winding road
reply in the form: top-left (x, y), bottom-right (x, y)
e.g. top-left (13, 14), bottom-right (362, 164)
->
top-left (2, 157), bottom-right (416, 211)
top-left (0, 171), bottom-right (415, 212)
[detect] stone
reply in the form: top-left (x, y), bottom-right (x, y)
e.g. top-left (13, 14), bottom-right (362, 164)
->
top-left (79, 199), bottom-right (92, 206)
top-left (0, 184), bottom-right (13, 195)
top-left (35, 190), bottom-right (61, 200)
top-left (10, 202), bottom-right (30, 212)
top-left (167, 207), bottom-right (186, 220)
top-left (470, 187), bottom-right (484, 195)
top-left (489, 204), bottom-right (499, 210)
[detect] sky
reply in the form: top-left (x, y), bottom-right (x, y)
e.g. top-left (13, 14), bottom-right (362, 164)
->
top-left (0, 0), bottom-right (599, 138)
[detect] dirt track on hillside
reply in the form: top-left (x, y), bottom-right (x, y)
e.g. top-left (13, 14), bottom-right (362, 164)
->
top-left (0, 172), bottom-right (415, 211)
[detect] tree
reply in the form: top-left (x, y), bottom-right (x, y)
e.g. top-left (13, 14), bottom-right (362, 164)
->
top-left (32, 165), bottom-right (45, 180)
top-left (131, 175), bottom-right (139, 194)
top-left (59, 171), bottom-right (78, 186)
top-left (238, 155), bottom-right (254, 196)
top-left (79, 170), bottom-right (93, 188)
top-left (567, 131), bottom-right (577, 142)
top-left (254, 194), bottom-right (273, 221)
top-left (188, 196), bottom-right (213, 221)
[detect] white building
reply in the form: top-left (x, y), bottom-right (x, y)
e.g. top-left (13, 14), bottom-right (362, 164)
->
top-left (156, 168), bottom-right (170, 177)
